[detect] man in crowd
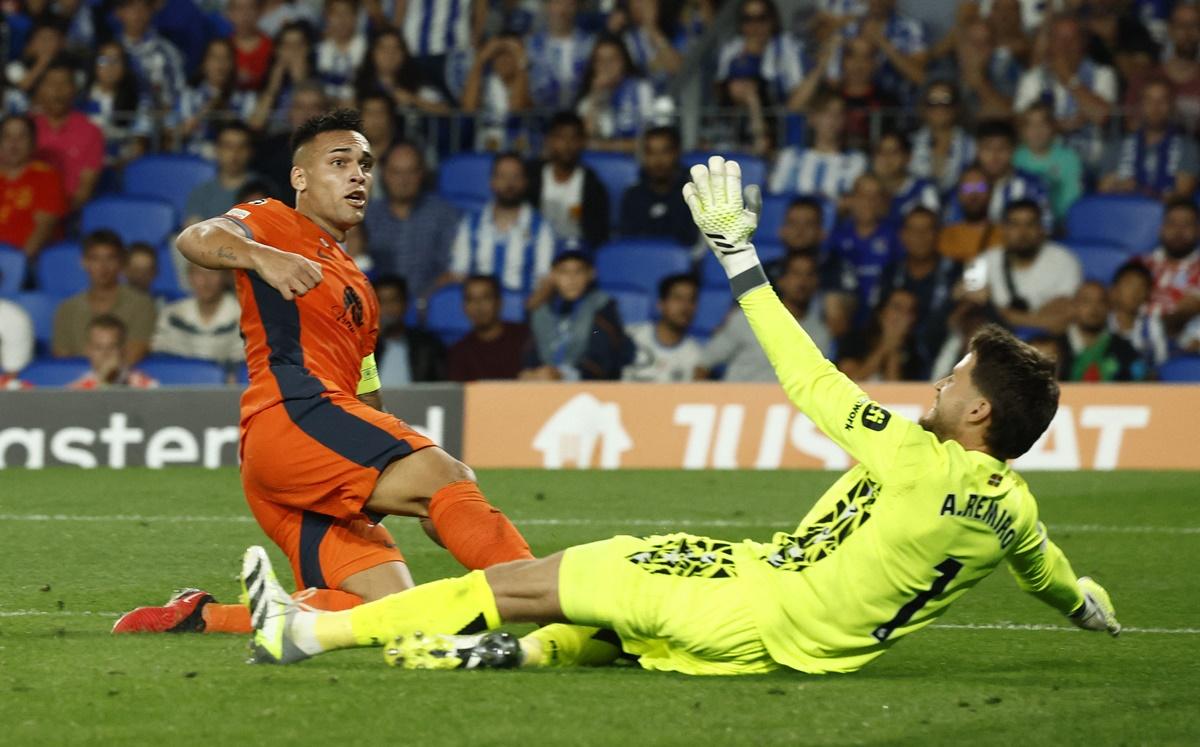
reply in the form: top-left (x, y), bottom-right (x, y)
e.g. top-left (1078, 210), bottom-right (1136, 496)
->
top-left (972, 119), bottom-right (1051, 229)
top-left (31, 61), bottom-right (104, 212)
top-left (767, 196), bottom-right (857, 338)
top-left (447, 274), bottom-right (531, 382)
top-left (622, 273), bottom-right (703, 383)
top-left (1140, 198), bottom-right (1200, 339)
top-left (697, 252), bottom-right (832, 381)
top-left (1057, 281), bottom-right (1145, 382)
top-left (152, 264), bottom-right (243, 370)
top-left (619, 125), bottom-right (697, 246)
top-left (52, 229), bottom-right (157, 362)
top-left (871, 130), bottom-right (939, 222)
top-left (0, 113), bottom-right (66, 258)
top-left (527, 112), bottom-right (609, 248)
top-left (828, 173), bottom-right (901, 321)
top-left (186, 123), bottom-right (260, 226)
top-left (938, 165), bottom-right (1001, 262)
top-left (115, 0), bottom-right (187, 112)
top-left (373, 275), bottom-right (446, 384)
top-left (365, 142), bottom-right (461, 307)
top-left (251, 81), bottom-right (329, 203)
top-left (964, 199), bottom-right (1081, 335)
top-left (68, 315), bottom-right (159, 390)
top-left (1099, 78), bottom-right (1198, 201)
top-left (123, 242), bottom-right (159, 296)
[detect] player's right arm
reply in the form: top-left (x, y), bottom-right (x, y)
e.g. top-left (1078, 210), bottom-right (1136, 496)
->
top-left (176, 217), bottom-right (323, 301)
top-left (683, 157), bottom-right (927, 476)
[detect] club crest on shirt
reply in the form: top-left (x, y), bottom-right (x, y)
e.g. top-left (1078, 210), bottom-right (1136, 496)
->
top-left (332, 286), bottom-right (364, 331)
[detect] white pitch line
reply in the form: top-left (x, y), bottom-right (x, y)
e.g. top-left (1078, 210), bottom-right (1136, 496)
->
top-left (0, 609), bottom-right (1195, 635)
top-left (0, 513), bottom-right (1196, 535)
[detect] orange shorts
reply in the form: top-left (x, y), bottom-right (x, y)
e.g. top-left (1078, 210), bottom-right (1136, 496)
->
top-left (240, 392), bottom-right (436, 590)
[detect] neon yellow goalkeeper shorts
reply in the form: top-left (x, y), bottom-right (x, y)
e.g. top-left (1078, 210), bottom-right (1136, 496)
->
top-left (558, 533), bottom-right (780, 676)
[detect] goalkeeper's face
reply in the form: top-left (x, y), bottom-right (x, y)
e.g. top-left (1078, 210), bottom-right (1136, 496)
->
top-left (920, 353), bottom-right (989, 444)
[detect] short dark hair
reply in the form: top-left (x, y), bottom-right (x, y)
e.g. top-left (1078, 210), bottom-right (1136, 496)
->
top-left (464, 274), bottom-right (502, 297)
top-left (657, 273), bottom-right (698, 300)
top-left (290, 108), bottom-right (364, 155)
top-left (643, 125), bottom-right (681, 149)
top-left (787, 195), bottom-right (825, 218)
top-left (547, 110), bottom-right (585, 135)
top-left (236, 178), bottom-right (275, 203)
top-left (877, 129), bottom-right (911, 154)
top-left (1164, 196), bottom-right (1199, 219)
top-left (34, 59), bottom-right (77, 93)
top-left (88, 313), bottom-right (127, 341)
top-left (83, 229), bottom-right (125, 257)
top-left (217, 121), bottom-right (253, 142)
top-left (780, 250), bottom-right (818, 275)
top-left (373, 274), bottom-right (408, 299)
top-left (0, 113), bottom-right (36, 144)
top-left (127, 241), bottom-right (157, 261)
top-left (551, 249), bottom-right (593, 268)
top-left (1113, 259), bottom-right (1152, 286)
top-left (904, 206), bottom-right (940, 227)
top-left (1003, 198), bottom-right (1043, 222)
top-left (967, 324), bottom-right (1060, 460)
top-left (491, 151), bottom-right (525, 176)
top-left (976, 119), bottom-right (1017, 145)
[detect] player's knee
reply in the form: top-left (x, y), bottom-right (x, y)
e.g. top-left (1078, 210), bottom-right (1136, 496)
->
top-left (438, 456), bottom-right (476, 486)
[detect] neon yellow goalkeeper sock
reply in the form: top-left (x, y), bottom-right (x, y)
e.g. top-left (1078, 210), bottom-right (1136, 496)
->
top-left (311, 571), bottom-right (500, 652)
top-left (521, 625), bottom-right (622, 667)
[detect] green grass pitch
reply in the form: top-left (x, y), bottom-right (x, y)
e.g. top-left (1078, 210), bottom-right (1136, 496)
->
top-left (1, 468), bottom-right (1197, 746)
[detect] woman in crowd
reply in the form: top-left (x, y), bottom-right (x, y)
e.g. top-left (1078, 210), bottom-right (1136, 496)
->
top-left (576, 34), bottom-right (657, 153)
top-left (173, 38), bottom-right (258, 158)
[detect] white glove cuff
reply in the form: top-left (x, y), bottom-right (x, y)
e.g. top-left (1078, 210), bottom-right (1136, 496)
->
top-left (720, 243), bottom-right (762, 279)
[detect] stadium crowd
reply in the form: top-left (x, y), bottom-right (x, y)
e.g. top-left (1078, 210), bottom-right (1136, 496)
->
top-left (2, 0), bottom-right (1200, 389)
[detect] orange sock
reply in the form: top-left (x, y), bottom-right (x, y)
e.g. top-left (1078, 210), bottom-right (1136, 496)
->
top-left (428, 480), bottom-right (534, 569)
top-left (201, 589), bottom-right (364, 633)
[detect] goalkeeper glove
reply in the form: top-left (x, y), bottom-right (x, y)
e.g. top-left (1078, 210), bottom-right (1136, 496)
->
top-left (682, 156), bottom-right (763, 279)
top-left (1069, 576), bottom-right (1121, 636)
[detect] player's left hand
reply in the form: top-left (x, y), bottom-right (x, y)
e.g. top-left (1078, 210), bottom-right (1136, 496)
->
top-left (1069, 576), bottom-right (1121, 636)
top-left (682, 156), bottom-right (762, 279)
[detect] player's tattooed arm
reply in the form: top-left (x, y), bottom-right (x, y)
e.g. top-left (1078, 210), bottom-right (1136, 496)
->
top-left (177, 217), bottom-right (323, 300)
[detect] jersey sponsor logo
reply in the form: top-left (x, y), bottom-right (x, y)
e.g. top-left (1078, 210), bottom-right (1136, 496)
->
top-left (844, 397), bottom-right (867, 431)
top-left (861, 403), bottom-right (891, 431)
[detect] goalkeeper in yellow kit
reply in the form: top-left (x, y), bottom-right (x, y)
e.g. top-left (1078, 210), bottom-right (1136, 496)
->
top-left (241, 157), bottom-right (1120, 674)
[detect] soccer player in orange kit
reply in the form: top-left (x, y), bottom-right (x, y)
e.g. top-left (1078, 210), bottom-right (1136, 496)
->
top-left (113, 110), bottom-right (533, 634)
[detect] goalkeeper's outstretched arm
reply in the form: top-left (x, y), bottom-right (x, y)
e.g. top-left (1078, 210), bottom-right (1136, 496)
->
top-left (682, 157), bottom-right (928, 476)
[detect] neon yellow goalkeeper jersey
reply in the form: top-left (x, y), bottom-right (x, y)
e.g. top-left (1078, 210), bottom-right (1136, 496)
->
top-left (727, 274), bottom-right (1085, 674)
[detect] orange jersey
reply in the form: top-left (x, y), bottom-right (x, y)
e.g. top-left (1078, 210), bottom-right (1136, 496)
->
top-left (222, 199), bottom-right (379, 423)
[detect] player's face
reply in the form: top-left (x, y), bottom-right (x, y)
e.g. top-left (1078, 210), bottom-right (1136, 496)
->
top-left (1160, 207), bottom-right (1199, 258)
top-left (84, 244), bottom-right (123, 289)
top-left (658, 282), bottom-right (697, 330)
top-left (779, 205), bottom-right (823, 249)
top-left (463, 280), bottom-right (501, 328)
top-left (293, 130), bottom-right (374, 234)
top-left (552, 259), bottom-right (593, 302)
top-left (921, 353), bottom-right (984, 442)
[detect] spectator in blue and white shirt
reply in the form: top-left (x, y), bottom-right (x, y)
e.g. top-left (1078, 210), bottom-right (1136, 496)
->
top-left (828, 0), bottom-right (929, 102)
top-left (82, 40), bottom-right (153, 167)
top-left (1099, 77), bottom-right (1199, 201)
top-left (114, 0), bottom-right (187, 112)
top-left (768, 90), bottom-right (868, 200)
top-left (526, 0), bottom-right (594, 110)
top-left (871, 130), bottom-right (939, 223)
top-left (960, 119), bottom-right (1051, 229)
top-left (1108, 260), bottom-right (1170, 370)
top-left (910, 81), bottom-right (976, 194)
top-left (614, 0), bottom-right (684, 94)
top-left (715, 0), bottom-right (808, 110)
top-left (461, 34), bottom-right (533, 152)
top-left (828, 173), bottom-right (903, 319)
top-left (932, 17), bottom-right (1022, 120)
top-left (1014, 15), bottom-right (1117, 166)
top-left (173, 39), bottom-right (258, 159)
top-left (448, 153), bottom-right (556, 298)
top-left (316, 0), bottom-right (367, 104)
top-left (397, 0), bottom-right (483, 98)
top-left (576, 34), bottom-right (656, 152)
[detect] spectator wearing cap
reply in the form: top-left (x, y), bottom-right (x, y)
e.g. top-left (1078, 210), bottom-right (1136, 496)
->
top-left (622, 274), bottom-right (703, 383)
top-left (527, 111), bottom-right (610, 248)
top-left (364, 142), bottom-right (461, 306)
top-left (447, 274), bottom-right (531, 382)
top-left (447, 153), bottom-right (555, 300)
top-left (909, 81), bottom-right (976, 194)
top-left (115, 0), bottom-right (187, 111)
top-left (52, 230), bottom-right (157, 362)
top-left (618, 125), bottom-right (697, 246)
top-left (68, 315), bottom-right (159, 390)
top-left (1013, 103), bottom-right (1083, 224)
top-left (520, 251), bottom-right (634, 381)
top-left (1057, 281), bottom-right (1146, 382)
top-left (0, 113), bottom-right (67, 259)
top-left (961, 199), bottom-right (1081, 336)
top-left (1099, 78), bottom-right (1198, 201)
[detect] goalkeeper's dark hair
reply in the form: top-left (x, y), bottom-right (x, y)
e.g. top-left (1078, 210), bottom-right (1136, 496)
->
top-left (967, 325), bottom-right (1059, 461)
top-left (291, 108), bottom-right (364, 156)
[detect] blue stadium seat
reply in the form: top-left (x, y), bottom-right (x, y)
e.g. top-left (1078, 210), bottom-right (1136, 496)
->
top-left (757, 193), bottom-right (836, 242)
top-left (682, 152), bottom-right (767, 191)
top-left (1158, 355), bottom-right (1200, 382)
top-left (437, 153), bottom-right (494, 203)
top-left (11, 291), bottom-right (63, 350)
top-left (153, 0), bottom-right (211, 73)
top-left (82, 196), bottom-right (178, 246)
top-left (425, 283), bottom-right (470, 345)
top-left (501, 290), bottom-right (526, 323)
top-left (35, 241), bottom-right (87, 296)
top-left (19, 357), bottom-right (89, 387)
top-left (698, 241), bottom-right (785, 288)
top-left (152, 244), bottom-right (182, 295)
top-left (138, 355), bottom-right (225, 386)
top-left (602, 284), bottom-right (652, 325)
top-left (1066, 196), bottom-right (1164, 253)
top-left (443, 194), bottom-right (486, 215)
top-left (1067, 241), bottom-right (1133, 284)
top-left (123, 154), bottom-right (216, 219)
top-left (581, 151), bottom-right (639, 220)
top-left (0, 243), bottom-right (25, 294)
top-left (594, 239), bottom-right (692, 296)
top-left (692, 288), bottom-right (734, 335)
